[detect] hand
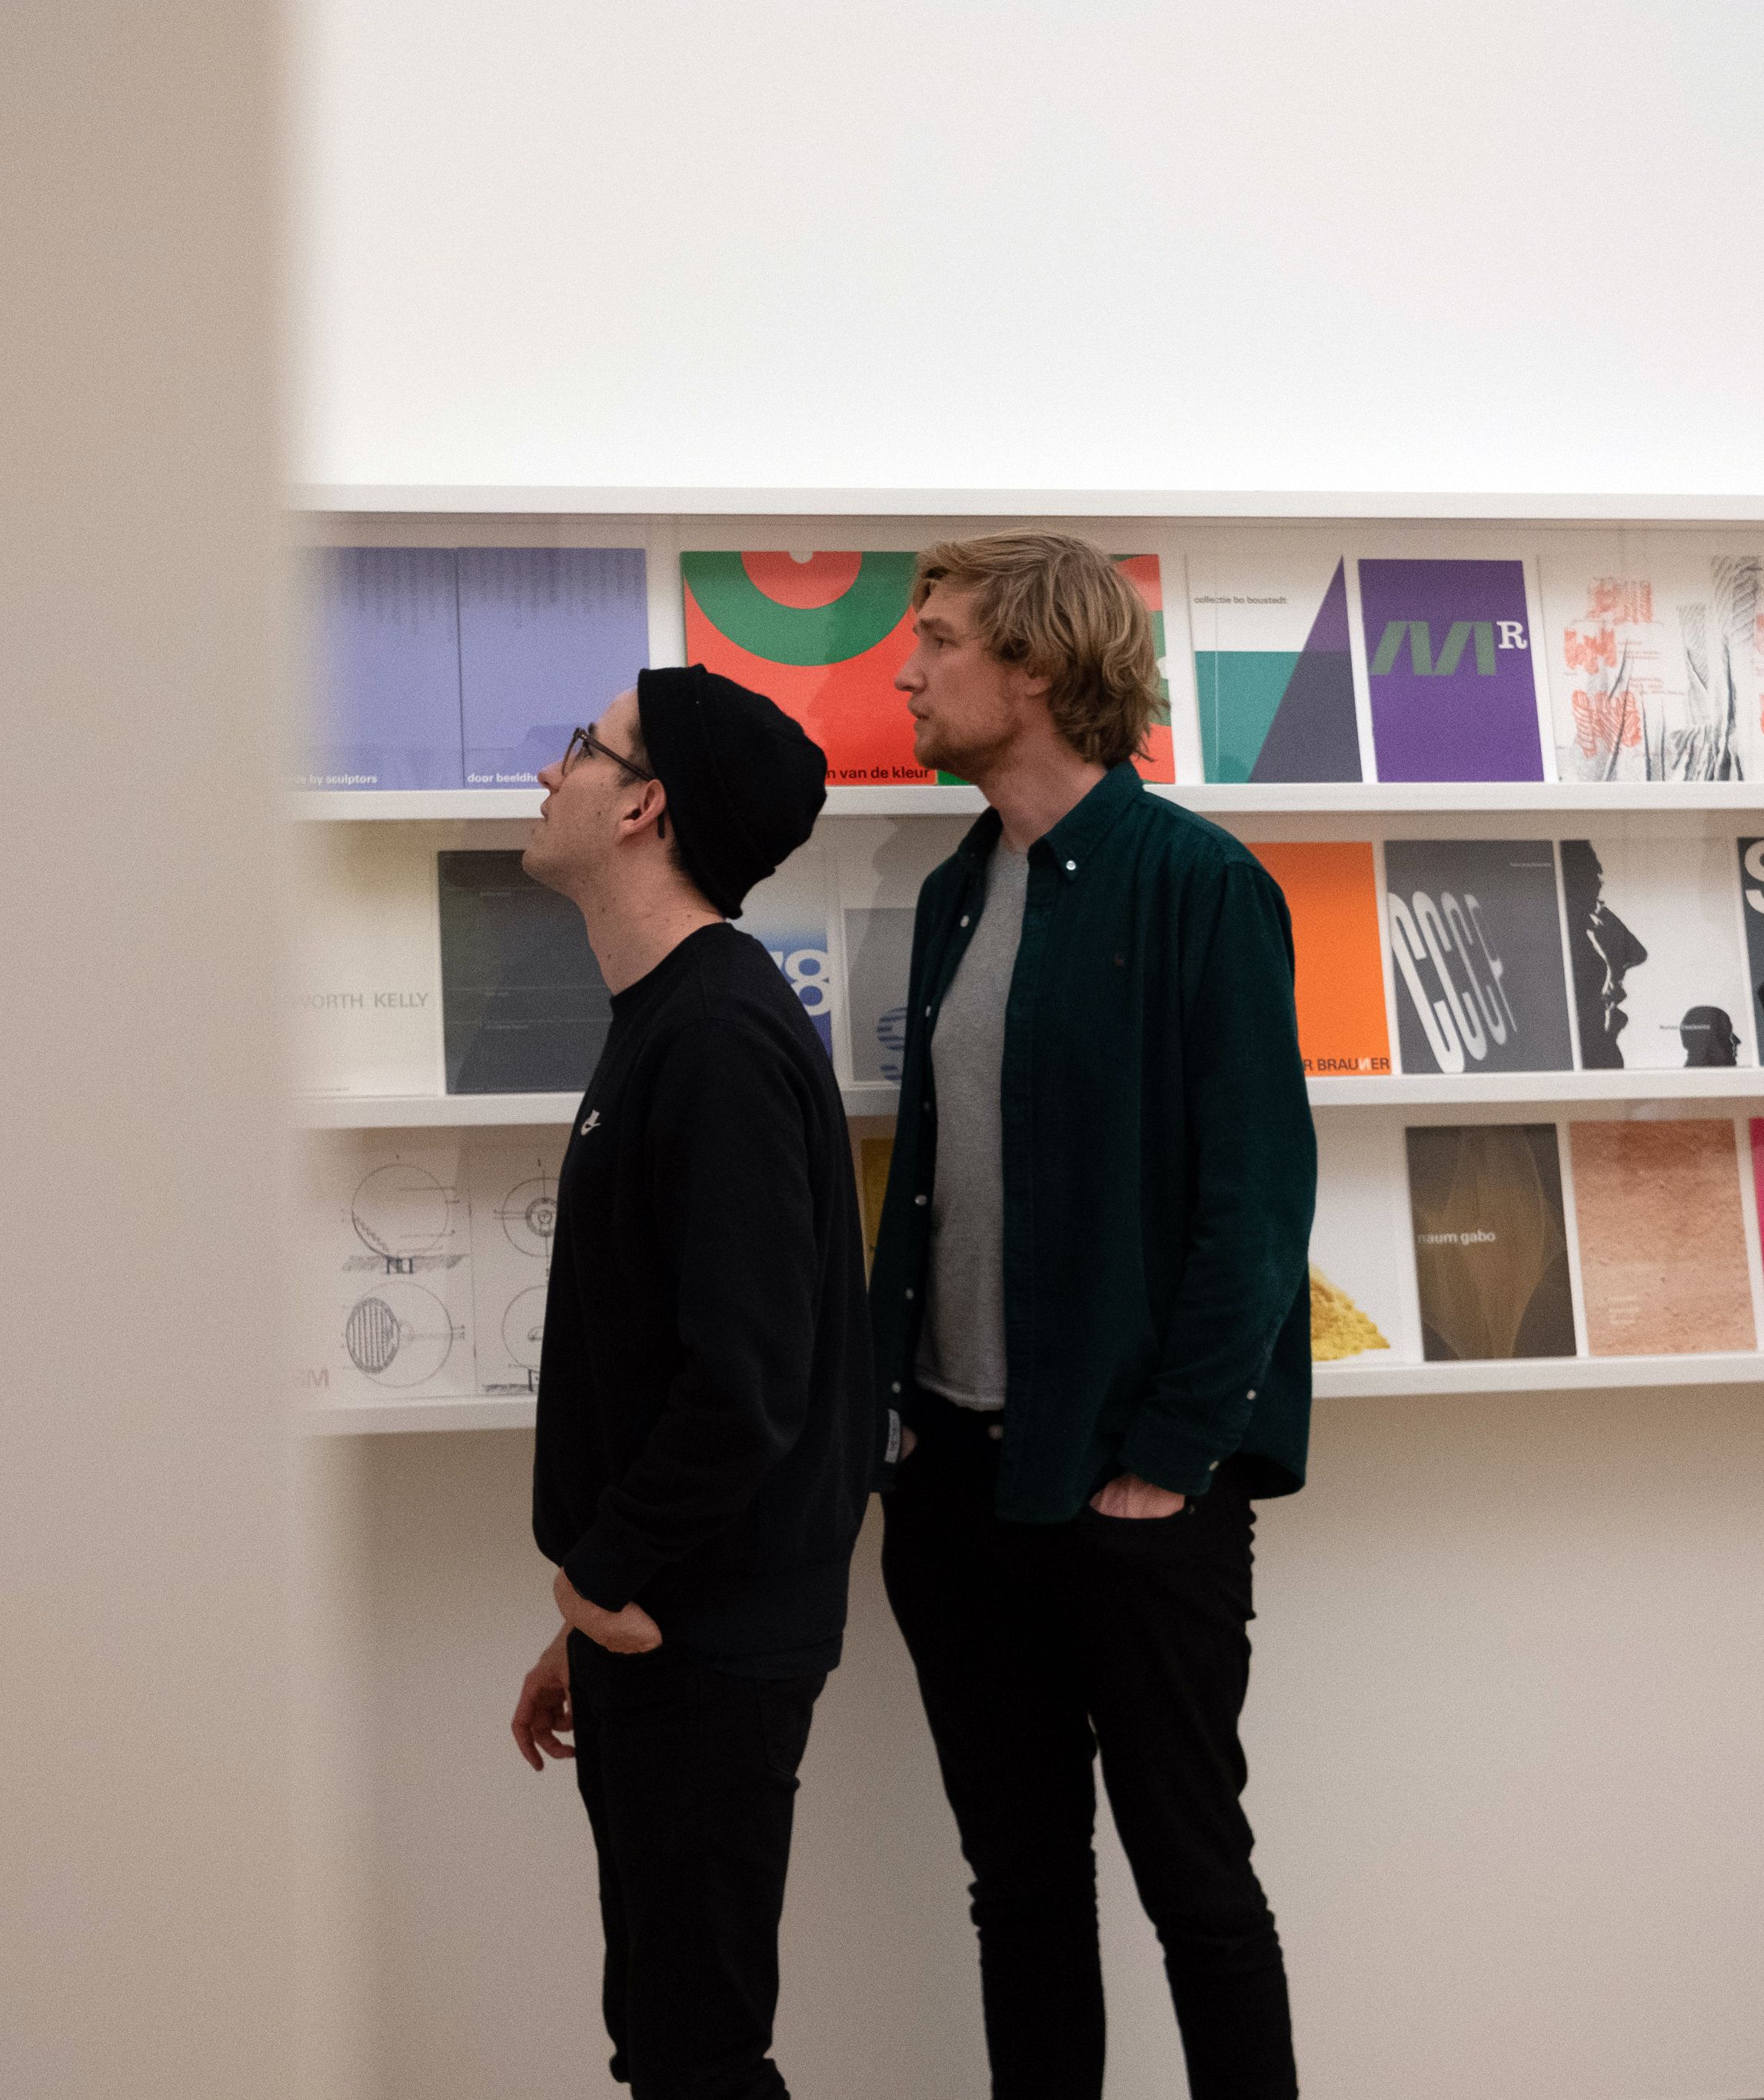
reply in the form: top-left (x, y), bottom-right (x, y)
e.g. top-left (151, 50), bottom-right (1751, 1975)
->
top-left (511, 1623), bottom-right (575, 1772)
top-left (1089, 1472), bottom-right (1186, 1519)
top-left (553, 1565), bottom-right (663, 1654)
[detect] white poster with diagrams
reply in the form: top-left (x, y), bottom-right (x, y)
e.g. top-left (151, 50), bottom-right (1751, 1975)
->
top-left (295, 1137), bottom-right (474, 1401)
top-left (464, 1140), bottom-right (561, 1393)
top-left (295, 1130), bottom-right (567, 1403)
top-left (836, 815), bottom-right (972, 1086)
top-left (288, 824), bottom-right (441, 1096)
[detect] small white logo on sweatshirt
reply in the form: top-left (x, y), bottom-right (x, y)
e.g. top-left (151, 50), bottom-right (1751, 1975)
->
top-left (580, 1110), bottom-right (601, 1135)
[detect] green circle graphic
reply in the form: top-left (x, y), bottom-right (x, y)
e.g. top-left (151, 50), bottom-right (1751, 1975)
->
top-left (684, 552), bottom-right (917, 667)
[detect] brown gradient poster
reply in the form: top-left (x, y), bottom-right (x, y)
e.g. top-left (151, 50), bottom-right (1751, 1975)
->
top-left (1406, 1123), bottom-right (1576, 1360)
top-left (1569, 1120), bottom-right (1757, 1356)
top-left (848, 1127), bottom-right (894, 1277)
top-left (1246, 842), bottom-right (1391, 1077)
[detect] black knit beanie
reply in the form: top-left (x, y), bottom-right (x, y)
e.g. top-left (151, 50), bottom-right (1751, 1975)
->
top-left (635, 665), bottom-right (828, 918)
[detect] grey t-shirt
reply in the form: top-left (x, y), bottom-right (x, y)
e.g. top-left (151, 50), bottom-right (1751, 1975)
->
top-left (914, 844), bottom-right (1030, 1410)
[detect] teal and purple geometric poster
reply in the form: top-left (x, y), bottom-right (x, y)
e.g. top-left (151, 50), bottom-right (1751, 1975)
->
top-left (1187, 550), bottom-right (1363, 782)
top-left (1360, 557), bottom-right (1545, 782)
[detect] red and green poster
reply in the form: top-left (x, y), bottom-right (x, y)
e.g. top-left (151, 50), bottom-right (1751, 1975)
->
top-left (681, 551), bottom-right (1173, 787)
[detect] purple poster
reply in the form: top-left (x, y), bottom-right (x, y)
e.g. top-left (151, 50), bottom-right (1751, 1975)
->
top-left (458, 548), bottom-right (649, 788)
top-left (1360, 558), bottom-right (1544, 782)
top-left (306, 547), bottom-right (464, 790)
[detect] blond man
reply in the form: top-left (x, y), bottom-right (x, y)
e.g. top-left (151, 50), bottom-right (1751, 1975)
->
top-left (870, 534), bottom-right (1315, 2100)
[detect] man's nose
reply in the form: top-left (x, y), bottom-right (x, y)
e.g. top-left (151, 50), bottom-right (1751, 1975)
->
top-left (537, 759), bottom-right (563, 790)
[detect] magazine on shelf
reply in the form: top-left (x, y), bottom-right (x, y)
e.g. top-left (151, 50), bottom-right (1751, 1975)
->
top-left (1245, 842), bottom-right (1390, 1077)
top-left (1358, 557), bottom-right (1547, 782)
top-left (1405, 1123), bottom-right (1576, 1361)
top-left (1382, 839), bottom-right (1573, 1075)
top-left (291, 826), bottom-right (443, 1097)
top-left (738, 845), bottom-right (839, 1060)
top-left (1568, 1119), bottom-right (1756, 1356)
top-left (1309, 1117), bottom-right (1417, 1362)
top-left (463, 1138), bottom-right (565, 1394)
top-left (1739, 839), bottom-right (1764, 1051)
top-left (837, 817), bottom-right (972, 1085)
top-left (1559, 834), bottom-right (1753, 1070)
top-left (1538, 539), bottom-right (1764, 782)
top-left (458, 547), bottom-right (649, 788)
top-left (1187, 547), bottom-right (1362, 781)
top-left (305, 547), bottom-right (464, 790)
top-left (436, 851), bottom-right (614, 1095)
top-left (295, 1137), bottom-right (478, 1401)
top-left (681, 551), bottom-right (1173, 787)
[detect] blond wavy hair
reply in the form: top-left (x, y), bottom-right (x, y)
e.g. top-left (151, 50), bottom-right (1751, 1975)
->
top-left (911, 532), bottom-right (1161, 768)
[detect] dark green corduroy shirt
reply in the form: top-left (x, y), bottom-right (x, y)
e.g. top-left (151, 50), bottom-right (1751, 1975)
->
top-left (870, 762), bottom-right (1316, 1519)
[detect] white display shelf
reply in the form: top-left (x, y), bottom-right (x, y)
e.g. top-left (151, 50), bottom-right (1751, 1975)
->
top-left (293, 1068), bottom-right (1762, 1132)
top-left (292, 486), bottom-right (1764, 522)
top-left (301, 1348), bottom-right (1764, 1436)
top-left (288, 780), bottom-right (1764, 823)
top-left (1313, 1353), bottom-right (1764, 1399)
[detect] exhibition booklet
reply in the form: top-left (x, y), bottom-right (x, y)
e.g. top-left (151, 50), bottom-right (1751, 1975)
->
top-left (1569, 1120), bottom-right (1757, 1356)
top-left (458, 547), bottom-right (649, 787)
top-left (1245, 841), bottom-right (1390, 1076)
top-left (1559, 834), bottom-right (1754, 1070)
top-left (1360, 557), bottom-right (1547, 782)
top-left (437, 851), bottom-right (615, 1094)
top-left (683, 551), bottom-right (1174, 787)
top-left (1382, 839), bottom-right (1573, 1075)
top-left (1188, 551), bottom-right (1362, 782)
top-left (1539, 541), bottom-right (1764, 782)
top-left (306, 547), bottom-right (464, 789)
top-left (1405, 1123), bottom-right (1576, 1361)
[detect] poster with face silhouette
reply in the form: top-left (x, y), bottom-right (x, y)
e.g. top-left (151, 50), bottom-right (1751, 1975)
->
top-left (1560, 836), bottom-right (1754, 1070)
top-left (1739, 839), bottom-right (1764, 1050)
top-left (1383, 840), bottom-right (1573, 1074)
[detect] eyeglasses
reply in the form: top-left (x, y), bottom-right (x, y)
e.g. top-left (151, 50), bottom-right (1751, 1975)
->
top-left (561, 724), bottom-right (655, 783)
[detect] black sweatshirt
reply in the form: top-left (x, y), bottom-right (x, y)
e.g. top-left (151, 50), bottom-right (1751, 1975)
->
top-left (532, 922), bottom-right (876, 1676)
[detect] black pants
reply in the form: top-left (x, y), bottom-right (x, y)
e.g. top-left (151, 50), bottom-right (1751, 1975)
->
top-left (567, 1632), bottom-right (824, 2100)
top-left (881, 1395), bottom-right (1296, 2100)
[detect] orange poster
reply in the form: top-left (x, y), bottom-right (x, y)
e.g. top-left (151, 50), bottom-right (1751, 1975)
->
top-left (1246, 841), bottom-right (1391, 1077)
top-left (682, 551), bottom-right (1173, 787)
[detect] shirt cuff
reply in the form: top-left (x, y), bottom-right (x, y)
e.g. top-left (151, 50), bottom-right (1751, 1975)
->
top-left (1116, 1418), bottom-right (1233, 1499)
top-left (561, 1519), bottom-right (661, 1616)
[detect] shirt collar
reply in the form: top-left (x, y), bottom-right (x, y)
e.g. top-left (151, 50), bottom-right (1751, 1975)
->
top-left (954, 760), bottom-right (1143, 883)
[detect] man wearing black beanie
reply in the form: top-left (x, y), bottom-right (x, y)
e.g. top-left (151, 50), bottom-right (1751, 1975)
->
top-left (509, 666), bottom-right (876, 2100)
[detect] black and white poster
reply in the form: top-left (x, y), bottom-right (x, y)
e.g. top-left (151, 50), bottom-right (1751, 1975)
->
top-left (1560, 836), bottom-right (1753, 1070)
top-left (1739, 838), bottom-right (1764, 1054)
top-left (1383, 840), bottom-right (1573, 1075)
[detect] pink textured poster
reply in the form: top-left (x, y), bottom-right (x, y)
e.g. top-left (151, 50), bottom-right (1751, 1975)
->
top-left (1570, 1120), bottom-right (1756, 1356)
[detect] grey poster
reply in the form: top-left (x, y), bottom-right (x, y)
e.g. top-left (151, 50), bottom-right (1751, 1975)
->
top-left (844, 907), bottom-right (915, 1084)
top-left (1740, 838), bottom-right (1764, 1053)
top-left (1383, 840), bottom-right (1573, 1075)
top-left (438, 852), bottom-right (614, 1093)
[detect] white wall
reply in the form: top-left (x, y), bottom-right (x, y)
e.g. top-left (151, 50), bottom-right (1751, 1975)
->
top-left (293, 0), bottom-right (1764, 501)
top-left (315, 1386), bottom-right (1764, 2100)
top-left (0, 5), bottom-right (309, 2098)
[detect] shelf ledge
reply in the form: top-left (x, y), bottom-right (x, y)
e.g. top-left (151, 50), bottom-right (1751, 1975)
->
top-left (300, 1350), bottom-right (1763, 1435)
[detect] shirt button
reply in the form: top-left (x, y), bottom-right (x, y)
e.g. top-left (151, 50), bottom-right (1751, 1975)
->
top-left (1209, 1460), bottom-right (1220, 1471)
top-left (904, 1287), bottom-right (914, 1300)
top-left (987, 1423), bottom-right (1003, 1442)
top-left (924, 1003), bottom-right (932, 1017)
top-left (1065, 859), bottom-right (1077, 872)
top-left (914, 1193), bottom-right (928, 1206)
top-left (960, 915), bottom-right (970, 927)
top-left (1246, 1389), bottom-right (1256, 1399)
top-left (891, 1381), bottom-right (902, 1394)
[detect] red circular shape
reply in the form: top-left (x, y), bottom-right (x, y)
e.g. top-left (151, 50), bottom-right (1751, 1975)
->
top-left (741, 550), bottom-right (864, 610)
